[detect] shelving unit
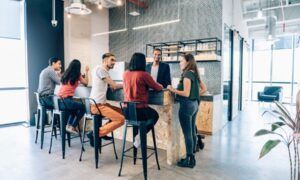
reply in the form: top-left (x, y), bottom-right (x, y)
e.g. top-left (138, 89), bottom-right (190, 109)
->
top-left (146, 37), bottom-right (222, 63)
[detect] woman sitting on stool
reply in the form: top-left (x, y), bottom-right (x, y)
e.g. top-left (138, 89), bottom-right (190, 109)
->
top-left (58, 59), bottom-right (89, 134)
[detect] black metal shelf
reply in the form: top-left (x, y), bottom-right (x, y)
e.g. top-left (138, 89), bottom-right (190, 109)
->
top-left (146, 37), bottom-right (222, 62)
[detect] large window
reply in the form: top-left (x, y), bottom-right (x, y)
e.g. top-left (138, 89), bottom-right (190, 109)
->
top-left (0, 1), bottom-right (28, 125)
top-left (250, 35), bottom-right (299, 104)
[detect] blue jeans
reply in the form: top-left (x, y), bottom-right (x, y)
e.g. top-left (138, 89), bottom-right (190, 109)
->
top-left (40, 95), bottom-right (54, 109)
top-left (59, 97), bottom-right (86, 128)
top-left (178, 97), bottom-right (199, 156)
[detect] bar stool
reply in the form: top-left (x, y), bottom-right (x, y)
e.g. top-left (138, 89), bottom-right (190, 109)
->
top-left (74, 86), bottom-right (118, 168)
top-left (34, 92), bottom-right (52, 149)
top-left (118, 101), bottom-right (160, 180)
top-left (49, 95), bottom-right (83, 159)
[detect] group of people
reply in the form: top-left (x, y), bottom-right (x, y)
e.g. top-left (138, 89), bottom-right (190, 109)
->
top-left (37, 48), bottom-right (207, 168)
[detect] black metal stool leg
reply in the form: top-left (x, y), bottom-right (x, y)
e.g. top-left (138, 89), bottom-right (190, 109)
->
top-left (140, 123), bottom-right (148, 180)
top-left (118, 122), bottom-right (128, 177)
top-left (133, 126), bottom-right (138, 165)
top-left (94, 116), bottom-right (100, 168)
top-left (35, 108), bottom-right (41, 144)
top-left (67, 132), bottom-right (71, 147)
top-left (79, 117), bottom-right (87, 161)
top-left (111, 131), bottom-right (118, 159)
top-left (60, 111), bottom-right (66, 159)
top-left (49, 112), bottom-right (56, 154)
top-left (152, 128), bottom-right (160, 170)
top-left (40, 106), bottom-right (46, 149)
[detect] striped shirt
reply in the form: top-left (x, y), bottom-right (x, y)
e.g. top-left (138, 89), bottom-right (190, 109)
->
top-left (38, 66), bottom-right (61, 96)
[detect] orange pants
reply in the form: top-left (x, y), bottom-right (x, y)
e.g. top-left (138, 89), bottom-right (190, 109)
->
top-left (91, 103), bottom-right (125, 137)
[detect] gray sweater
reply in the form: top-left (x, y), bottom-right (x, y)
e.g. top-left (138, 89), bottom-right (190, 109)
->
top-left (37, 66), bottom-right (60, 96)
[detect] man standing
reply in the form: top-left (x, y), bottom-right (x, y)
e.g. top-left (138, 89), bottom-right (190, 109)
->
top-left (37, 57), bottom-right (62, 108)
top-left (146, 48), bottom-right (171, 88)
top-left (88, 53), bottom-right (125, 145)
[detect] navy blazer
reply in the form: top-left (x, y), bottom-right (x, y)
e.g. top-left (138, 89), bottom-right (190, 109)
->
top-left (146, 62), bottom-right (171, 88)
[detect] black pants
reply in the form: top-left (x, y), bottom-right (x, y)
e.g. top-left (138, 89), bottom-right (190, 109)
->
top-left (124, 106), bottom-right (159, 133)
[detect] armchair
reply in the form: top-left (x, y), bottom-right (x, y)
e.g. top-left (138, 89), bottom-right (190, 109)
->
top-left (257, 86), bottom-right (283, 102)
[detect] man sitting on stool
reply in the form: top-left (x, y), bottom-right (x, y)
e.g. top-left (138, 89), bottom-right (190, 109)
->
top-left (87, 53), bottom-right (125, 146)
top-left (37, 57), bottom-right (62, 109)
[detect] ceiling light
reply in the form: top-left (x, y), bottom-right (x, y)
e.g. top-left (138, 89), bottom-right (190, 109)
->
top-left (92, 28), bottom-right (128, 36)
top-left (132, 19), bottom-right (180, 30)
top-left (117, 0), bottom-right (122, 6)
top-left (129, 11), bottom-right (140, 16)
top-left (67, 12), bottom-right (71, 18)
top-left (98, 3), bottom-right (103, 9)
top-left (257, 9), bottom-right (263, 18)
top-left (65, 0), bottom-right (91, 15)
top-left (267, 34), bottom-right (273, 40)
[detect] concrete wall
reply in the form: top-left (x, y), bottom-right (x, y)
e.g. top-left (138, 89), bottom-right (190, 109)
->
top-left (109, 0), bottom-right (223, 94)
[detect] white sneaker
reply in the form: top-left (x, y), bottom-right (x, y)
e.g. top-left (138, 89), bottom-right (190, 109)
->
top-left (133, 134), bottom-right (140, 148)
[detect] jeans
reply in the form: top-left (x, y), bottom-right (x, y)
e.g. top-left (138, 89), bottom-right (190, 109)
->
top-left (40, 95), bottom-right (54, 109)
top-left (59, 97), bottom-right (86, 128)
top-left (178, 97), bottom-right (199, 156)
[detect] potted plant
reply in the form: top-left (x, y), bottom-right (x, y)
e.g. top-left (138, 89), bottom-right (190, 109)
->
top-left (255, 100), bottom-right (300, 180)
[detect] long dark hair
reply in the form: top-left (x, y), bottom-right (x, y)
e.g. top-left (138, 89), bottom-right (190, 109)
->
top-left (182, 54), bottom-right (200, 82)
top-left (61, 59), bottom-right (81, 85)
top-left (128, 53), bottom-right (146, 71)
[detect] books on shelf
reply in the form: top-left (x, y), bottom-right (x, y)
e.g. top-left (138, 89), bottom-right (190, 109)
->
top-left (194, 54), bottom-right (221, 61)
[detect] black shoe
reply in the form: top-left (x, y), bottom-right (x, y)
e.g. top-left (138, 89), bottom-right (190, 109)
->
top-left (177, 155), bottom-right (195, 168)
top-left (87, 131), bottom-right (94, 147)
top-left (197, 135), bottom-right (205, 150)
top-left (101, 135), bottom-right (113, 141)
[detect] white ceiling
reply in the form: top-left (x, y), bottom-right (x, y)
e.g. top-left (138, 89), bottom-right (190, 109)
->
top-left (242, 0), bottom-right (300, 38)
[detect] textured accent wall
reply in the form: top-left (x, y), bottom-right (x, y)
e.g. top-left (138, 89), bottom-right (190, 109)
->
top-left (109, 0), bottom-right (222, 94)
top-left (169, 62), bottom-right (221, 94)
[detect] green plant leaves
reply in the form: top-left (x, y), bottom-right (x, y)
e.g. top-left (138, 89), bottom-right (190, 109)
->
top-left (255, 129), bottom-right (274, 136)
top-left (274, 101), bottom-right (296, 127)
top-left (271, 122), bottom-right (286, 131)
top-left (259, 140), bottom-right (281, 159)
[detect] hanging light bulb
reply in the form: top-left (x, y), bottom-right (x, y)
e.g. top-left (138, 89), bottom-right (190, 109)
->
top-left (267, 34), bottom-right (272, 40)
top-left (98, 3), bottom-right (103, 9)
top-left (117, 0), bottom-right (122, 6)
top-left (257, 9), bottom-right (263, 18)
top-left (67, 12), bottom-right (71, 18)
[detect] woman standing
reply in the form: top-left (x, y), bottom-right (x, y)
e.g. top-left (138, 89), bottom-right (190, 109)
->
top-left (167, 54), bottom-right (202, 168)
top-left (123, 53), bottom-right (163, 147)
top-left (58, 59), bottom-right (89, 134)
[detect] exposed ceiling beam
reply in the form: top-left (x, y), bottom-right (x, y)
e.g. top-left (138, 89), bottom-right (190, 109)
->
top-left (128, 0), bottom-right (148, 8)
top-left (248, 18), bottom-right (300, 29)
top-left (243, 2), bottom-right (300, 14)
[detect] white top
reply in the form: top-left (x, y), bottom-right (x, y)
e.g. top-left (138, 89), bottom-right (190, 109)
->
top-left (90, 65), bottom-right (109, 104)
top-left (151, 65), bottom-right (159, 82)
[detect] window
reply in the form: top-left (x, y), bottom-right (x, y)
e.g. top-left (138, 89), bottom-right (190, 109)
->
top-left (0, 1), bottom-right (28, 125)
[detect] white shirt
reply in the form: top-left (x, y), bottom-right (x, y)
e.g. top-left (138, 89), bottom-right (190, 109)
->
top-left (151, 65), bottom-right (159, 82)
top-left (90, 65), bottom-right (109, 104)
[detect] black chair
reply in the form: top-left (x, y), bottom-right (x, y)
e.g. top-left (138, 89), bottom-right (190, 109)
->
top-left (75, 86), bottom-right (118, 168)
top-left (118, 101), bottom-right (160, 180)
top-left (34, 92), bottom-right (53, 149)
top-left (257, 86), bottom-right (283, 102)
top-left (78, 97), bottom-right (118, 168)
top-left (49, 95), bottom-right (83, 159)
